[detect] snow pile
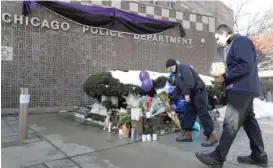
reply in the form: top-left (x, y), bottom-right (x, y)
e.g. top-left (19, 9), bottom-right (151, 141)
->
top-left (217, 98), bottom-right (273, 121)
top-left (110, 70), bottom-right (213, 86)
top-left (253, 98), bottom-right (273, 119)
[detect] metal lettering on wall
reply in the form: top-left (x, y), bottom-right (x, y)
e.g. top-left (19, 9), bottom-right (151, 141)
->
top-left (2, 12), bottom-right (192, 45)
top-left (83, 25), bottom-right (192, 45)
top-left (2, 13), bottom-right (70, 31)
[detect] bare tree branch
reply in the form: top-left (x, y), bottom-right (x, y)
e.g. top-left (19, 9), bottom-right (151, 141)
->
top-left (231, 1), bottom-right (273, 70)
top-left (258, 53), bottom-right (273, 70)
top-left (233, 0), bottom-right (250, 32)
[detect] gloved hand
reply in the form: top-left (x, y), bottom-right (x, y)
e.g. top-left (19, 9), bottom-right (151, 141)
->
top-left (170, 105), bottom-right (176, 111)
top-left (169, 94), bottom-right (179, 102)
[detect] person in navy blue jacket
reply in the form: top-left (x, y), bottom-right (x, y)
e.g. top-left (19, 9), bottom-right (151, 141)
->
top-left (196, 24), bottom-right (268, 167)
top-left (166, 59), bottom-right (217, 147)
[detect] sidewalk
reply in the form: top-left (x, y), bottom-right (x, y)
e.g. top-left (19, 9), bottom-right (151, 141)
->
top-left (2, 113), bottom-right (273, 168)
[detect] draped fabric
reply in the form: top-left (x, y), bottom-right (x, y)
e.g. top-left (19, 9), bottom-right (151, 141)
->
top-left (22, 1), bottom-right (185, 36)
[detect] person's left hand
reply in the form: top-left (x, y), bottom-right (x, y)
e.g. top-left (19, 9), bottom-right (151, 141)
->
top-left (169, 94), bottom-right (178, 102)
top-left (185, 95), bottom-right (191, 102)
top-left (215, 75), bottom-right (225, 84)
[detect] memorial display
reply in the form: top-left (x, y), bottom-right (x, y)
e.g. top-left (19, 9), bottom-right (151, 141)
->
top-left (75, 70), bottom-right (226, 140)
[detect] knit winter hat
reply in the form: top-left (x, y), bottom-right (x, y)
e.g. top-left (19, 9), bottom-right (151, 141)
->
top-left (166, 59), bottom-right (177, 68)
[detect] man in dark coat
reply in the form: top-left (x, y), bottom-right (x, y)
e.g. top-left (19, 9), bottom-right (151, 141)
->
top-left (166, 59), bottom-right (217, 147)
top-left (196, 24), bottom-right (268, 167)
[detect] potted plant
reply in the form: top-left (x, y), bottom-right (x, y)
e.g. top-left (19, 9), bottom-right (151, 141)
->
top-left (119, 113), bottom-right (131, 137)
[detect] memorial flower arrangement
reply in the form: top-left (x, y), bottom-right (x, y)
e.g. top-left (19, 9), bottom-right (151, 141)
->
top-left (137, 71), bottom-right (181, 130)
top-left (136, 96), bottom-right (164, 115)
top-left (155, 85), bottom-right (181, 129)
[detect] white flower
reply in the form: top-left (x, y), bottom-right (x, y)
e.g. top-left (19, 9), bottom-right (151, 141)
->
top-left (125, 94), bottom-right (139, 107)
top-left (119, 108), bottom-right (127, 114)
top-left (210, 62), bottom-right (226, 77)
top-left (156, 89), bottom-right (165, 94)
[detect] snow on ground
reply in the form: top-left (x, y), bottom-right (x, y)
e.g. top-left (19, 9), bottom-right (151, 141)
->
top-left (217, 99), bottom-right (273, 121)
top-left (110, 70), bottom-right (213, 86)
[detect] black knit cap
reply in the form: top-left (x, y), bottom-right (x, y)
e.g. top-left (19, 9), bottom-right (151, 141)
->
top-left (166, 59), bottom-right (177, 68)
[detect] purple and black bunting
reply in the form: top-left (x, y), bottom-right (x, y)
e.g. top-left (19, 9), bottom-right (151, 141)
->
top-left (22, 1), bottom-right (185, 36)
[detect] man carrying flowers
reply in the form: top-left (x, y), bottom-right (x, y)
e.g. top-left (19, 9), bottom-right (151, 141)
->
top-left (196, 24), bottom-right (268, 168)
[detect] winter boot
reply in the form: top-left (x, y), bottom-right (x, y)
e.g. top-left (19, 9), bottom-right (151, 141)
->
top-left (237, 155), bottom-right (268, 167)
top-left (180, 129), bottom-right (185, 136)
top-left (201, 132), bottom-right (218, 147)
top-left (176, 131), bottom-right (193, 142)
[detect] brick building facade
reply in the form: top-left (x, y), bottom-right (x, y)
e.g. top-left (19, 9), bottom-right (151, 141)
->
top-left (1, 1), bottom-right (217, 112)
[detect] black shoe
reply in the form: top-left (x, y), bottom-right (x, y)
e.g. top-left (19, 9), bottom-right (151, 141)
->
top-left (195, 152), bottom-right (224, 168)
top-left (237, 155), bottom-right (268, 167)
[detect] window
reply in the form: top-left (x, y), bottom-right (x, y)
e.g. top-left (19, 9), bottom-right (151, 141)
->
top-left (151, 0), bottom-right (158, 5)
top-left (167, 1), bottom-right (174, 8)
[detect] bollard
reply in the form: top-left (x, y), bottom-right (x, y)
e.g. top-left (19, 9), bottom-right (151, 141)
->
top-left (18, 88), bottom-right (30, 141)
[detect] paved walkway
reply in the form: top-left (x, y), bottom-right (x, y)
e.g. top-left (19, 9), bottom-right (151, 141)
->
top-left (2, 113), bottom-right (273, 168)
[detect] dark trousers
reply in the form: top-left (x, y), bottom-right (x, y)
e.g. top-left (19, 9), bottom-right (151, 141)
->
top-left (178, 113), bottom-right (185, 128)
top-left (213, 91), bottom-right (267, 161)
top-left (183, 89), bottom-right (214, 136)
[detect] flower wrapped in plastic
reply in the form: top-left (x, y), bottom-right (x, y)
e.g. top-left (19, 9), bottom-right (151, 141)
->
top-left (137, 96), bottom-right (147, 110)
top-left (137, 96), bottom-right (165, 115)
top-left (210, 62), bottom-right (226, 77)
top-left (150, 97), bottom-right (166, 116)
top-left (125, 94), bottom-right (140, 108)
top-left (155, 82), bottom-right (181, 129)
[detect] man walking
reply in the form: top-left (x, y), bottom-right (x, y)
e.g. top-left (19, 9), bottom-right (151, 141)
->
top-left (166, 59), bottom-right (217, 147)
top-left (196, 24), bottom-right (268, 167)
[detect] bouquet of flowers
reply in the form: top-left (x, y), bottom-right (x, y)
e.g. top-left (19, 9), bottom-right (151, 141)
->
top-left (137, 96), bottom-right (165, 115)
top-left (210, 62), bottom-right (226, 77)
top-left (150, 97), bottom-right (166, 116)
top-left (156, 82), bottom-right (181, 129)
top-left (125, 94), bottom-right (140, 108)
